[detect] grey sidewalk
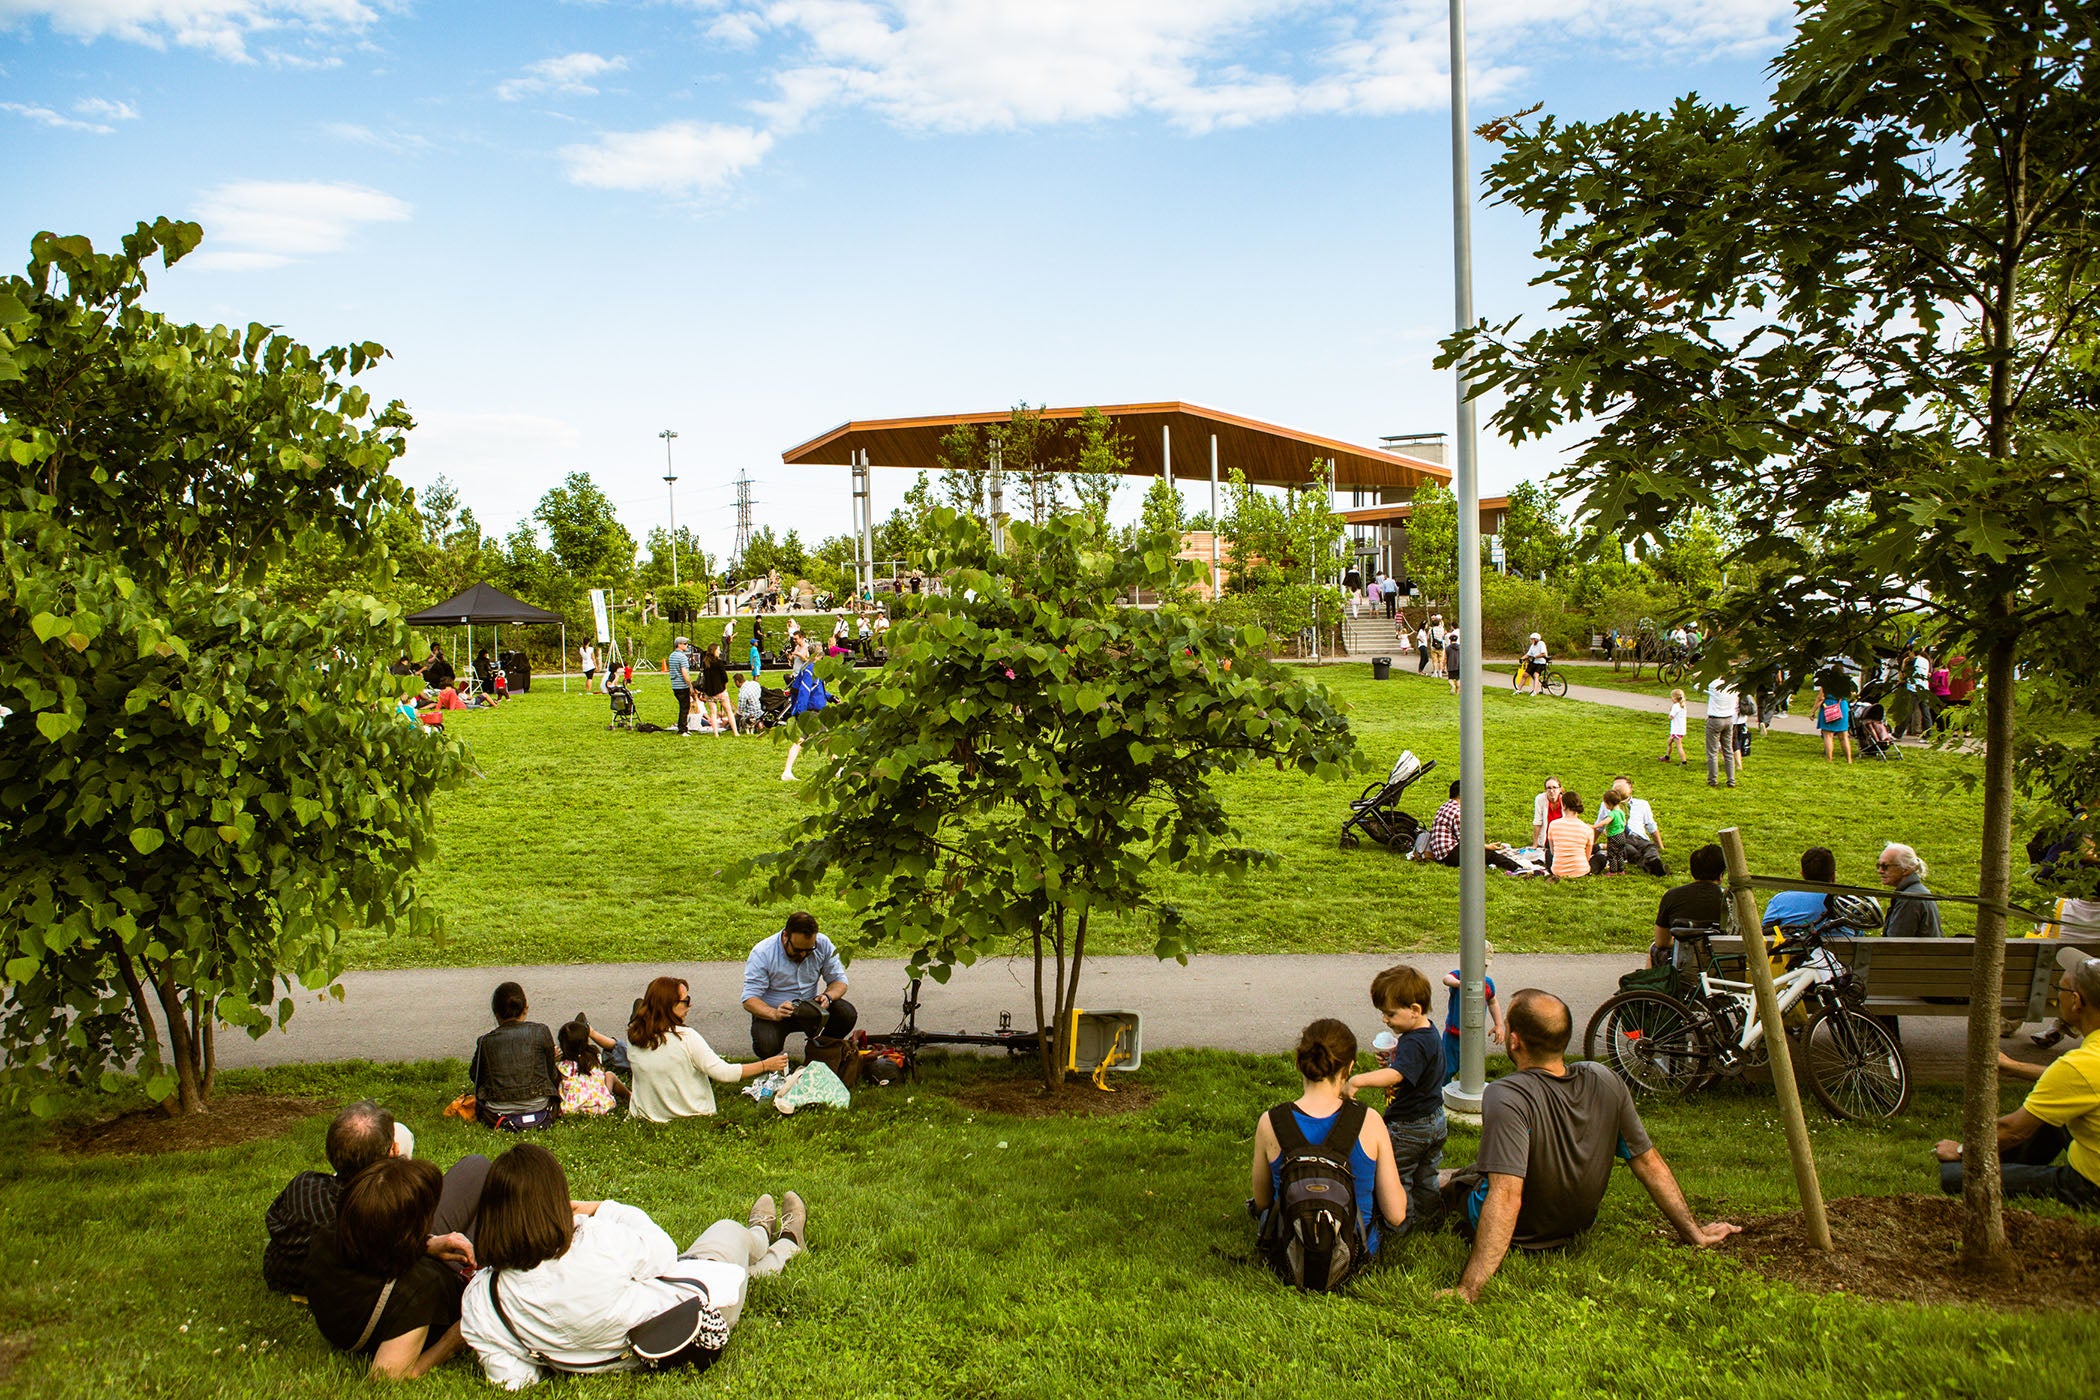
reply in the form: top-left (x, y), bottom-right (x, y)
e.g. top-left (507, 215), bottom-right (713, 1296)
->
top-left (218, 950), bottom-right (2021, 1085)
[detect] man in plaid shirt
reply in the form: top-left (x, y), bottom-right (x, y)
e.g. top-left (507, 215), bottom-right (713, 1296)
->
top-left (1425, 779), bottom-right (1464, 867)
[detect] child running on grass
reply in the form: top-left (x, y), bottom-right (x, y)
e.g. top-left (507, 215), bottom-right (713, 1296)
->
top-left (1661, 689), bottom-right (1688, 764)
top-left (1441, 943), bottom-right (1506, 1084)
top-left (1347, 965), bottom-right (1446, 1235)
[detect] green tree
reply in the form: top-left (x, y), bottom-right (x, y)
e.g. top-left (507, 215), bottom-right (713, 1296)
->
top-left (736, 510), bottom-right (1358, 1090)
top-left (637, 525), bottom-right (711, 595)
top-left (1447, 0), bottom-right (2100, 1261)
top-left (1069, 406), bottom-right (1129, 539)
top-left (0, 219), bottom-right (467, 1116)
top-left (1215, 468), bottom-right (1348, 652)
top-left (534, 472), bottom-right (635, 591)
top-left (1403, 480), bottom-right (1459, 606)
top-left (1498, 479), bottom-right (1571, 581)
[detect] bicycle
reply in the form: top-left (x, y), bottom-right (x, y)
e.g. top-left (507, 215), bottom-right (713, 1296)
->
top-left (1510, 662), bottom-right (1569, 698)
top-left (1583, 901), bottom-right (1910, 1121)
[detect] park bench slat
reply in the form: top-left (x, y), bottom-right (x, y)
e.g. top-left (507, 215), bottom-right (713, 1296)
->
top-left (1708, 935), bottom-right (2100, 1019)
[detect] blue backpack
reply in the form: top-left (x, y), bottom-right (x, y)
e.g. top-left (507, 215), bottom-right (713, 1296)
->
top-left (788, 667), bottom-right (830, 715)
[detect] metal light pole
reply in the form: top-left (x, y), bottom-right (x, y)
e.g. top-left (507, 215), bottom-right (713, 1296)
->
top-left (1443, 0), bottom-right (1490, 1119)
top-left (659, 429), bottom-right (680, 588)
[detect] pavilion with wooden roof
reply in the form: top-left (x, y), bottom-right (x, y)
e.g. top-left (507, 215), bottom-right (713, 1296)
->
top-left (782, 401), bottom-right (1450, 597)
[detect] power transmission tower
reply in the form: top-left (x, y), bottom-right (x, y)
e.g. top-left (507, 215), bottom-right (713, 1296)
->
top-left (732, 473), bottom-right (755, 572)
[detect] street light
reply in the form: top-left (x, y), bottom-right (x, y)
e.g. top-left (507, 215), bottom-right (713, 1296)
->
top-left (1443, 0), bottom-right (1490, 1120)
top-left (659, 429), bottom-right (680, 588)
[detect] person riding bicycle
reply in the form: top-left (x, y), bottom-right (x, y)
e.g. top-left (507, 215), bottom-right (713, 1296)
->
top-left (1522, 634), bottom-right (1550, 696)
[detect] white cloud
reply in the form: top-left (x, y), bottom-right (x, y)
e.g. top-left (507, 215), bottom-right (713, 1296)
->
top-left (74, 96), bottom-right (140, 121)
top-left (729, 0), bottom-right (1794, 135)
top-left (497, 51), bottom-right (628, 101)
top-left (560, 121), bottom-right (774, 196)
top-left (324, 120), bottom-right (430, 153)
top-left (0, 1), bottom-right (378, 62)
top-left (187, 178), bottom-right (410, 269)
top-left (1, 100), bottom-right (119, 132)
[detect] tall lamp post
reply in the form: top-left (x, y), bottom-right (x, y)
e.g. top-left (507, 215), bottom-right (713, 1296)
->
top-left (1442, 0), bottom-right (1490, 1119)
top-left (659, 429), bottom-right (680, 588)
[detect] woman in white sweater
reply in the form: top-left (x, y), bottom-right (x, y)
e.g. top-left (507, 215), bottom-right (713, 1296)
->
top-left (459, 1143), bottom-right (807, 1388)
top-left (624, 976), bottom-right (786, 1121)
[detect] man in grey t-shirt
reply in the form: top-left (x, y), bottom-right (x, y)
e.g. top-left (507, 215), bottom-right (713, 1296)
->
top-left (1439, 989), bottom-right (1740, 1302)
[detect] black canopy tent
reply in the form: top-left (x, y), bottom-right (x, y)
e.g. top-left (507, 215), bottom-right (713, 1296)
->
top-left (405, 584), bottom-right (568, 693)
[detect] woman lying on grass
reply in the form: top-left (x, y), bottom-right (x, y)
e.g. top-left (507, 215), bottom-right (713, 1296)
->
top-left (301, 1157), bottom-right (469, 1380)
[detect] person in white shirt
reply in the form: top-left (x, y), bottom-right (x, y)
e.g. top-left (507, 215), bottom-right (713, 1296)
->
top-left (1530, 777), bottom-right (1565, 847)
top-left (1661, 688), bottom-right (1689, 764)
top-left (1521, 633), bottom-right (1550, 696)
top-left (579, 645), bottom-right (597, 694)
top-left (623, 978), bottom-right (785, 1122)
top-left (1596, 776), bottom-right (1663, 855)
top-left (1704, 679), bottom-right (1739, 788)
top-left (459, 1142), bottom-right (806, 1388)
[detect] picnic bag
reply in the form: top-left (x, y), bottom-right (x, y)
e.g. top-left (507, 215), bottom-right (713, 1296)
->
top-left (1257, 1100), bottom-right (1369, 1292)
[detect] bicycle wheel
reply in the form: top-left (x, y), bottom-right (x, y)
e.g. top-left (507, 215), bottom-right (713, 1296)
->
top-left (1659, 660), bottom-right (1685, 687)
top-left (1584, 991), bottom-right (1716, 1095)
top-left (1802, 1005), bottom-right (1910, 1120)
top-left (1545, 670), bottom-right (1568, 698)
top-left (1510, 668), bottom-right (1527, 692)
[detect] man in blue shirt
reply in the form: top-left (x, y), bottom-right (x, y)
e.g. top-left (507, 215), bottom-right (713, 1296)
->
top-left (742, 911), bottom-right (856, 1058)
top-left (1762, 846), bottom-right (1837, 930)
top-left (666, 636), bottom-right (694, 735)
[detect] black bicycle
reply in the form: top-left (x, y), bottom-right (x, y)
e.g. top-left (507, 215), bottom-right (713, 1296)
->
top-left (1584, 901), bottom-right (1909, 1121)
top-left (1510, 662), bottom-right (1569, 698)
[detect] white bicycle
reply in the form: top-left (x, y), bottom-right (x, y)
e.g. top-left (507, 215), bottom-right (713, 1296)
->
top-left (1584, 899), bottom-right (1911, 1121)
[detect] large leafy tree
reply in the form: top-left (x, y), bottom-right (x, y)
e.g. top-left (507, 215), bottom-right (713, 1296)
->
top-left (0, 219), bottom-right (467, 1116)
top-left (1449, 0), bottom-right (2100, 1260)
top-left (533, 472), bottom-right (635, 597)
top-left (739, 510), bottom-right (1357, 1090)
top-left (1402, 480), bottom-right (1459, 606)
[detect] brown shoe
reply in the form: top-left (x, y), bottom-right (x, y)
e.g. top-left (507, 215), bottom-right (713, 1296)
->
top-left (780, 1191), bottom-right (807, 1249)
top-left (748, 1193), bottom-right (777, 1240)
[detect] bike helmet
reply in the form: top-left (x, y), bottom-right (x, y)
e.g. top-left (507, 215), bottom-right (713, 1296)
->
top-left (1826, 894), bottom-right (1884, 931)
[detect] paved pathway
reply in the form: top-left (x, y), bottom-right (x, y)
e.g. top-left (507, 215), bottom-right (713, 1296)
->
top-left (215, 950), bottom-right (2033, 1086)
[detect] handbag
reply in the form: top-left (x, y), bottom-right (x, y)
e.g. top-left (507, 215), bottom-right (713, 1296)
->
top-left (1821, 700), bottom-right (1842, 725)
top-left (489, 1270), bottom-right (727, 1375)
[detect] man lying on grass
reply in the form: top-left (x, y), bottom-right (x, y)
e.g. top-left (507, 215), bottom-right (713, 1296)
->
top-left (1437, 989), bottom-right (1740, 1303)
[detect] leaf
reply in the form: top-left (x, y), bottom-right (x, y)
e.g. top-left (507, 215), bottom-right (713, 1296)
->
top-left (129, 828), bottom-right (166, 854)
top-left (30, 612), bottom-right (67, 643)
top-left (35, 711), bottom-right (79, 742)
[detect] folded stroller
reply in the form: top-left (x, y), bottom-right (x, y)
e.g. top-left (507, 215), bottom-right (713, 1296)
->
top-left (1853, 699), bottom-right (1900, 760)
top-left (606, 683), bottom-right (638, 732)
top-left (1339, 750), bottom-right (1440, 852)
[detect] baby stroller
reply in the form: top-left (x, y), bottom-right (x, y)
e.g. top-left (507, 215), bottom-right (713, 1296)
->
top-left (1339, 750), bottom-right (1440, 853)
top-left (1853, 699), bottom-right (1900, 761)
top-left (606, 683), bottom-right (638, 732)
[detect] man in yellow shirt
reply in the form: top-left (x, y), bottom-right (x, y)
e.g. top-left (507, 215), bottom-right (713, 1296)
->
top-left (1935, 946), bottom-right (2100, 1210)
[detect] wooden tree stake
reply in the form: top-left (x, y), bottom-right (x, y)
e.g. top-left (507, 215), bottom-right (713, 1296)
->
top-left (1718, 826), bottom-right (1833, 1253)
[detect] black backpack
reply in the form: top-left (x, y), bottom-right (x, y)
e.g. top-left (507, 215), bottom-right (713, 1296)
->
top-left (1257, 1100), bottom-right (1370, 1291)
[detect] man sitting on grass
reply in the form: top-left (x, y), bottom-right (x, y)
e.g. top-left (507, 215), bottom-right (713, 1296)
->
top-left (263, 1101), bottom-right (485, 1295)
top-left (1935, 947), bottom-right (2100, 1211)
top-left (1437, 990), bottom-right (1740, 1303)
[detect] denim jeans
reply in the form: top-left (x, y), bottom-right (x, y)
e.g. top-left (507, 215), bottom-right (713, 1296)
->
top-left (1386, 1108), bottom-right (1448, 1236)
top-left (1938, 1123), bottom-right (2100, 1210)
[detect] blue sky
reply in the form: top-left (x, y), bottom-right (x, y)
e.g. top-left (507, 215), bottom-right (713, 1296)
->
top-left (1, 1), bottom-right (1791, 566)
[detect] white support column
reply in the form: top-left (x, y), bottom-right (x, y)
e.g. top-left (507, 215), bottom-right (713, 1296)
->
top-left (988, 434), bottom-right (1005, 554)
top-left (1209, 433), bottom-right (1220, 597)
top-left (859, 449), bottom-right (878, 599)
top-left (1162, 423), bottom-right (1172, 489)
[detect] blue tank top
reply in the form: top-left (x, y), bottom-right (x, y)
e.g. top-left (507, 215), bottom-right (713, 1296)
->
top-left (1269, 1105), bottom-right (1381, 1253)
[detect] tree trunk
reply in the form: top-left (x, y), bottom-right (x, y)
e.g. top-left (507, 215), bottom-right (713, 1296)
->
top-left (151, 970), bottom-right (207, 1117)
top-left (105, 938), bottom-right (162, 1078)
top-left (1031, 918), bottom-right (1054, 1091)
top-left (1960, 625), bottom-right (2019, 1264)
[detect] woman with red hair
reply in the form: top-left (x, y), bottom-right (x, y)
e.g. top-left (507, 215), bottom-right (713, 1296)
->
top-left (625, 977), bottom-right (786, 1122)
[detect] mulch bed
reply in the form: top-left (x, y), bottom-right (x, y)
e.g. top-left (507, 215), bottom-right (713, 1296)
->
top-left (951, 1075), bottom-right (1159, 1119)
top-left (61, 1093), bottom-right (327, 1158)
top-left (1720, 1193), bottom-right (2100, 1311)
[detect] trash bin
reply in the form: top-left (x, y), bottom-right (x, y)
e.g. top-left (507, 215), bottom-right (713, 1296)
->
top-left (1372, 656), bottom-right (1392, 680)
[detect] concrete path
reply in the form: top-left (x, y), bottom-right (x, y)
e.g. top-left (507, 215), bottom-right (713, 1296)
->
top-left (215, 950), bottom-right (2037, 1086)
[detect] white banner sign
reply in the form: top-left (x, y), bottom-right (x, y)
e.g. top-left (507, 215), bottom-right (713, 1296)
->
top-left (588, 589), bottom-right (612, 645)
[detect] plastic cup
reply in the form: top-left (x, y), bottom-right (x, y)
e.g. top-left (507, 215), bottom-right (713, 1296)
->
top-left (1372, 1030), bottom-right (1399, 1052)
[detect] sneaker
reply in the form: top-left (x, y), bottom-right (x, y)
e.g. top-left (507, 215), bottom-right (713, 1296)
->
top-left (2031, 1026), bottom-right (2065, 1049)
top-left (748, 1193), bottom-right (777, 1240)
top-left (780, 1191), bottom-right (807, 1248)
top-left (780, 771), bottom-right (796, 782)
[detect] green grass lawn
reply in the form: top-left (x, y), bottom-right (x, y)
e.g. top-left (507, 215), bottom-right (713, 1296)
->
top-left (2, 1054), bottom-right (2091, 1400)
top-left (351, 666), bottom-right (1997, 970)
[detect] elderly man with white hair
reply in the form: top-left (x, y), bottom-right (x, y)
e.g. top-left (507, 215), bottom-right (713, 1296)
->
top-left (1878, 843), bottom-right (1943, 938)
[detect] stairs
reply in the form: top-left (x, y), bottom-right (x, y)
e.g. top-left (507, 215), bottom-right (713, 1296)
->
top-left (1339, 612), bottom-right (1408, 659)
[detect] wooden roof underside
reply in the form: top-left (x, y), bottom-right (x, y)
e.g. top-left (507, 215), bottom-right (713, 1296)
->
top-left (781, 401), bottom-right (1451, 492)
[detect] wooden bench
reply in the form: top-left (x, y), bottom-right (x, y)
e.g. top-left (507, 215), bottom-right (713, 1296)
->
top-left (1708, 936), bottom-right (2100, 1021)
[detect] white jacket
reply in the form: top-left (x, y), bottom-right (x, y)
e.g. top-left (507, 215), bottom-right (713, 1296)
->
top-left (627, 1026), bottom-right (743, 1121)
top-left (459, 1202), bottom-right (742, 1390)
